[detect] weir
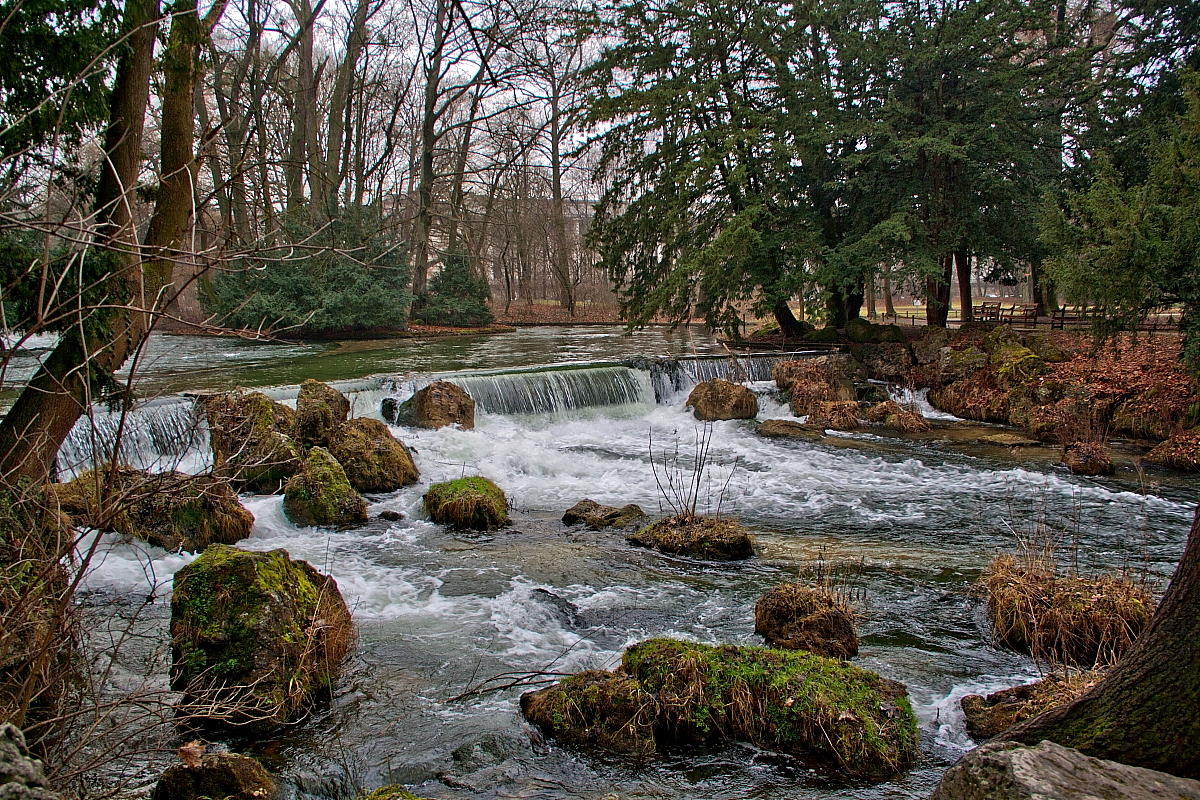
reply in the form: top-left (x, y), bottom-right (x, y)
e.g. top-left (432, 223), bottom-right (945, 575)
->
top-left (637, 351), bottom-right (824, 402)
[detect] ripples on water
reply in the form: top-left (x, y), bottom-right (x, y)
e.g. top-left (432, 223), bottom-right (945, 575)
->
top-left (72, 328), bottom-right (1195, 799)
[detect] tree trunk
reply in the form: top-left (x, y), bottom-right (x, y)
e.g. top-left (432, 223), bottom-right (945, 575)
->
top-left (410, 0), bottom-right (449, 297)
top-left (956, 250), bottom-right (972, 323)
top-left (0, 0), bottom-right (222, 486)
top-left (925, 254), bottom-right (953, 327)
top-left (883, 267), bottom-right (896, 317)
top-left (772, 298), bottom-right (808, 338)
top-left (1006, 505), bottom-right (1200, 778)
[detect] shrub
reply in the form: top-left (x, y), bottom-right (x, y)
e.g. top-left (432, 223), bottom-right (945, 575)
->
top-left (410, 247), bottom-right (494, 328)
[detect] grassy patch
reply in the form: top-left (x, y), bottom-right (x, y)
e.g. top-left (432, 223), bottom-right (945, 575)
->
top-left (423, 476), bottom-right (508, 529)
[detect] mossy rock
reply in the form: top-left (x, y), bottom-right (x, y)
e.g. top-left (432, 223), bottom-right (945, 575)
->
top-left (803, 326), bottom-right (840, 343)
top-left (628, 514), bottom-right (754, 560)
top-left (294, 379), bottom-right (350, 446)
top-left (912, 327), bottom-right (951, 366)
top-left (283, 447), bottom-right (368, 527)
top-left (685, 378), bottom-right (758, 421)
top-left (754, 583), bottom-right (858, 658)
top-left (845, 317), bottom-right (907, 344)
top-left (941, 344), bottom-right (989, 383)
top-left (424, 476), bottom-right (508, 529)
top-left (521, 670), bottom-right (658, 760)
top-left (623, 639), bottom-right (918, 780)
top-left (328, 418), bottom-right (419, 493)
top-left (851, 342), bottom-right (913, 382)
top-left (360, 788), bottom-right (434, 800)
top-left (989, 341), bottom-right (1047, 388)
top-left (1021, 332), bottom-right (1071, 363)
top-left (151, 752), bottom-right (279, 800)
top-left (53, 467), bottom-right (253, 552)
top-left (201, 391), bottom-right (302, 492)
top-left (170, 545), bottom-right (354, 732)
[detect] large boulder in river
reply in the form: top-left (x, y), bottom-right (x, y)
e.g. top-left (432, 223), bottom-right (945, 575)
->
top-left (424, 476), bottom-right (508, 529)
top-left (931, 739), bottom-right (1200, 800)
top-left (0, 723), bottom-right (58, 800)
top-left (754, 583), bottom-right (858, 659)
top-left (628, 514), bottom-right (754, 560)
top-left (283, 447), bottom-right (368, 527)
top-left (1061, 441), bottom-right (1114, 476)
top-left (773, 355), bottom-right (860, 416)
top-left (200, 391), bottom-right (302, 492)
top-left (685, 379), bottom-right (758, 421)
top-left (294, 379), bottom-right (350, 446)
top-left (562, 499), bottom-right (645, 529)
top-left (389, 381), bottom-right (475, 429)
top-left (151, 752), bottom-right (278, 800)
top-left (53, 467), bottom-right (253, 552)
top-left (170, 545), bottom-right (354, 731)
top-left (523, 638), bottom-right (918, 781)
top-left (328, 418), bottom-right (419, 493)
top-left (1144, 429), bottom-right (1200, 471)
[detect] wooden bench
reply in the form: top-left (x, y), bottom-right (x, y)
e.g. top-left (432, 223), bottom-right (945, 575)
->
top-left (973, 301), bottom-right (1002, 322)
top-left (1000, 303), bottom-right (1039, 328)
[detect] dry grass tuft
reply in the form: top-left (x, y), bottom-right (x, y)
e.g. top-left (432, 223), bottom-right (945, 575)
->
top-left (980, 554), bottom-right (1152, 667)
top-left (960, 668), bottom-right (1105, 739)
top-left (864, 401), bottom-right (931, 433)
top-left (806, 401), bottom-right (862, 431)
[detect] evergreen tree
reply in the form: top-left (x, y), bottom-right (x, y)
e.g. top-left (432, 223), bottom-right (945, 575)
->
top-left (411, 247), bottom-right (495, 327)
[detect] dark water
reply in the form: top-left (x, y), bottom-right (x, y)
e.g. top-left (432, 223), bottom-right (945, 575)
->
top-left (70, 327), bottom-right (1196, 800)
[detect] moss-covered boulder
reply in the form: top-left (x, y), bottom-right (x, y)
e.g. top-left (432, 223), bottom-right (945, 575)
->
top-left (0, 723), bottom-right (58, 800)
top-left (521, 670), bottom-right (658, 760)
top-left (845, 317), bottom-right (908, 344)
top-left (988, 340), bottom-right (1047, 389)
top-left (294, 379), bottom-right (350, 446)
top-left (1061, 441), bottom-right (1114, 476)
top-left (53, 467), bottom-right (253, 552)
top-left (853, 342), bottom-right (913, 382)
top-left (169, 545), bottom-right (353, 731)
top-left (959, 671), bottom-right (1103, 740)
top-left (1144, 429), bottom-right (1200, 471)
top-left (328, 418), bottom-right (419, 493)
top-left (283, 448), bottom-right (368, 527)
top-left (360, 788), bottom-right (434, 800)
top-left (624, 639), bottom-right (917, 780)
top-left (424, 476), bottom-right (508, 529)
top-left (201, 392), bottom-right (302, 492)
top-left (754, 583), bottom-right (858, 659)
top-left (151, 752), bottom-right (278, 800)
top-left (562, 499), bottom-right (645, 529)
top-left (804, 400), bottom-right (862, 431)
top-left (390, 381), bottom-right (475, 429)
top-left (685, 378), bottom-right (758, 421)
top-left (628, 515), bottom-right (753, 560)
top-left (911, 327), bottom-right (951, 366)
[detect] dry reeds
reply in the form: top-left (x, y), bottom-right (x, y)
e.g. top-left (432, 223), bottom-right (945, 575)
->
top-left (864, 400), bottom-right (932, 433)
top-left (806, 401), bottom-right (862, 431)
top-left (980, 553), bottom-right (1152, 667)
top-left (960, 668), bottom-right (1104, 739)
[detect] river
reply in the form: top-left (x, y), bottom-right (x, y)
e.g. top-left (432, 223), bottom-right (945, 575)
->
top-left (59, 326), bottom-right (1194, 799)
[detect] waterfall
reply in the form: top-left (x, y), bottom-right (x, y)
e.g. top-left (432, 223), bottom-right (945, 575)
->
top-left (636, 351), bottom-right (824, 402)
top-left (56, 397), bottom-right (211, 477)
top-left (385, 364), bottom-right (655, 416)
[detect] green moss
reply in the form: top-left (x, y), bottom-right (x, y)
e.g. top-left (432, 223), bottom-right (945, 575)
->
top-left (620, 639), bottom-right (918, 780)
top-left (990, 341), bottom-right (1047, 386)
top-left (283, 447), bottom-right (367, 527)
top-left (361, 786), bottom-right (432, 800)
top-left (423, 476), bottom-right (508, 529)
top-left (328, 418), bottom-right (419, 493)
top-left (628, 515), bottom-right (754, 561)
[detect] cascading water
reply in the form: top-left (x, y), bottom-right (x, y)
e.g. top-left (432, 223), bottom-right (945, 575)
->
top-left (56, 398), bottom-right (211, 477)
top-left (638, 350), bottom-right (825, 402)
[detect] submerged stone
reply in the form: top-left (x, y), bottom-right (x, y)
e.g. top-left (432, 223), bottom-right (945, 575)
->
top-left (685, 378), bottom-right (758, 421)
top-left (424, 476), bottom-right (508, 529)
top-left (151, 752), bottom-right (278, 800)
top-left (294, 379), bottom-right (351, 446)
top-left (754, 583), bottom-right (858, 658)
top-left (53, 467), bottom-right (253, 553)
top-left (283, 447), bottom-right (368, 527)
top-left (756, 418), bottom-right (823, 440)
top-left (328, 418), bottom-right (419, 493)
top-left (628, 514), bottom-right (753, 560)
top-left (562, 499), bottom-right (645, 529)
top-left (170, 545), bottom-right (353, 732)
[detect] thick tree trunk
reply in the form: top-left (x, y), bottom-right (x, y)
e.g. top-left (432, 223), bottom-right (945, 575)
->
top-left (0, 0), bottom-right (221, 486)
top-left (956, 250), bottom-right (972, 323)
top-left (0, 0), bottom-right (159, 486)
top-left (772, 298), bottom-right (808, 337)
top-left (925, 254), bottom-right (953, 327)
top-left (410, 0), bottom-right (449, 297)
top-left (1006, 505), bottom-right (1200, 778)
